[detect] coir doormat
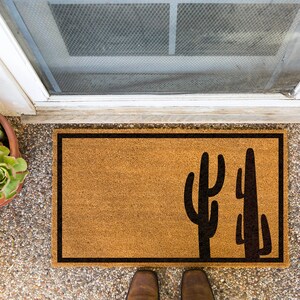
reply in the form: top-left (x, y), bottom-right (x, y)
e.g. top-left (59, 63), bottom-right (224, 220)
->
top-left (52, 129), bottom-right (288, 267)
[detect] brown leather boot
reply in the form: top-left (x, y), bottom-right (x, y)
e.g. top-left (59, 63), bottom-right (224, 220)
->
top-left (181, 270), bottom-right (214, 300)
top-left (127, 270), bottom-right (159, 300)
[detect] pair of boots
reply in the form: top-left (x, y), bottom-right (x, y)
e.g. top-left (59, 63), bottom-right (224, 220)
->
top-left (127, 269), bottom-right (214, 300)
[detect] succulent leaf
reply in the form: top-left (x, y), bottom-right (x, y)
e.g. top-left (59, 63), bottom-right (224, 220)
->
top-left (3, 156), bottom-right (17, 166)
top-left (0, 179), bottom-right (11, 193)
top-left (0, 163), bottom-right (16, 179)
top-left (0, 145), bottom-right (10, 156)
top-left (7, 190), bottom-right (17, 200)
top-left (2, 178), bottom-right (19, 198)
top-left (16, 171), bottom-right (28, 184)
top-left (0, 168), bottom-right (6, 182)
top-left (0, 144), bottom-right (28, 200)
top-left (14, 158), bottom-right (27, 172)
top-left (0, 167), bottom-right (10, 189)
top-left (0, 129), bottom-right (5, 141)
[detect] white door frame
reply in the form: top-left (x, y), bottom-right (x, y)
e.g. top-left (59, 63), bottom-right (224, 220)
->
top-left (1, 11), bottom-right (300, 123)
top-left (0, 57), bottom-right (35, 115)
top-left (0, 14), bottom-right (48, 102)
top-left (294, 82), bottom-right (300, 99)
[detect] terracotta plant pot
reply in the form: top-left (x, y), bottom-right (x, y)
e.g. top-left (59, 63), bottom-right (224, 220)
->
top-left (0, 114), bottom-right (23, 207)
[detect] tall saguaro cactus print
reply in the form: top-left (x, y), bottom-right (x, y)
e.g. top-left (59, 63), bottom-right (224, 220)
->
top-left (236, 148), bottom-right (272, 259)
top-left (184, 152), bottom-right (225, 259)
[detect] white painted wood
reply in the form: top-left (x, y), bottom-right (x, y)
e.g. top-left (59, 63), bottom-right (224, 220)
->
top-left (265, 7), bottom-right (300, 90)
top-left (294, 82), bottom-right (300, 99)
top-left (21, 107), bottom-right (300, 124)
top-left (168, 2), bottom-right (178, 55)
top-left (0, 58), bottom-right (36, 115)
top-left (0, 13), bottom-right (49, 104)
top-left (49, 93), bottom-right (288, 103)
top-left (22, 96), bottom-right (300, 123)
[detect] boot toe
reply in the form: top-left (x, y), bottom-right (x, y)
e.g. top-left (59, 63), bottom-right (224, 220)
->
top-left (127, 270), bottom-right (159, 300)
top-left (181, 270), bottom-right (214, 300)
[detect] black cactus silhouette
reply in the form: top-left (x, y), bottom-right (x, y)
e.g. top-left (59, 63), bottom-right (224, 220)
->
top-left (235, 148), bottom-right (272, 260)
top-left (184, 152), bottom-right (225, 259)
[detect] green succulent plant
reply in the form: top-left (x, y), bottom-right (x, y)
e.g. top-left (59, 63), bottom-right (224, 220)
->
top-left (0, 126), bottom-right (8, 149)
top-left (0, 127), bottom-right (5, 141)
top-left (0, 144), bottom-right (28, 200)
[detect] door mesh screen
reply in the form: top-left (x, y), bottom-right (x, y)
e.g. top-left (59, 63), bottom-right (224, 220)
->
top-left (1, 0), bottom-right (300, 94)
top-left (176, 3), bottom-right (298, 56)
top-left (50, 4), bottom-right (169, 56)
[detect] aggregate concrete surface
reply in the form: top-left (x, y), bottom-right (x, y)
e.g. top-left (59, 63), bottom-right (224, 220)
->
top-left (0, 119), bottom-right (299, 299)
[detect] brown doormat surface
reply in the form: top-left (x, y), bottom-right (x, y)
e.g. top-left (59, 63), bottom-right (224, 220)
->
top-left (52, 129), bottom-right (288, 267)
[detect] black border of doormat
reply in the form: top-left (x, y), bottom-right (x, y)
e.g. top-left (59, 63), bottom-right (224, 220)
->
top-left (56, 132), bottom-right (284, 263)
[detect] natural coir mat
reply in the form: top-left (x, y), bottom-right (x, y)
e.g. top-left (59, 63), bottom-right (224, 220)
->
top-left (52, 129), bottom-right (288, 267)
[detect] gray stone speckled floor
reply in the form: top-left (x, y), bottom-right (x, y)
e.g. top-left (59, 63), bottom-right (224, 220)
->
top-left (0, 119), bottom-right (299, 300)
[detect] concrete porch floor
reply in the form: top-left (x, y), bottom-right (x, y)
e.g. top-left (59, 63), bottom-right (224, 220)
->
top-left (0, 119), bottom-right (299, 299)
